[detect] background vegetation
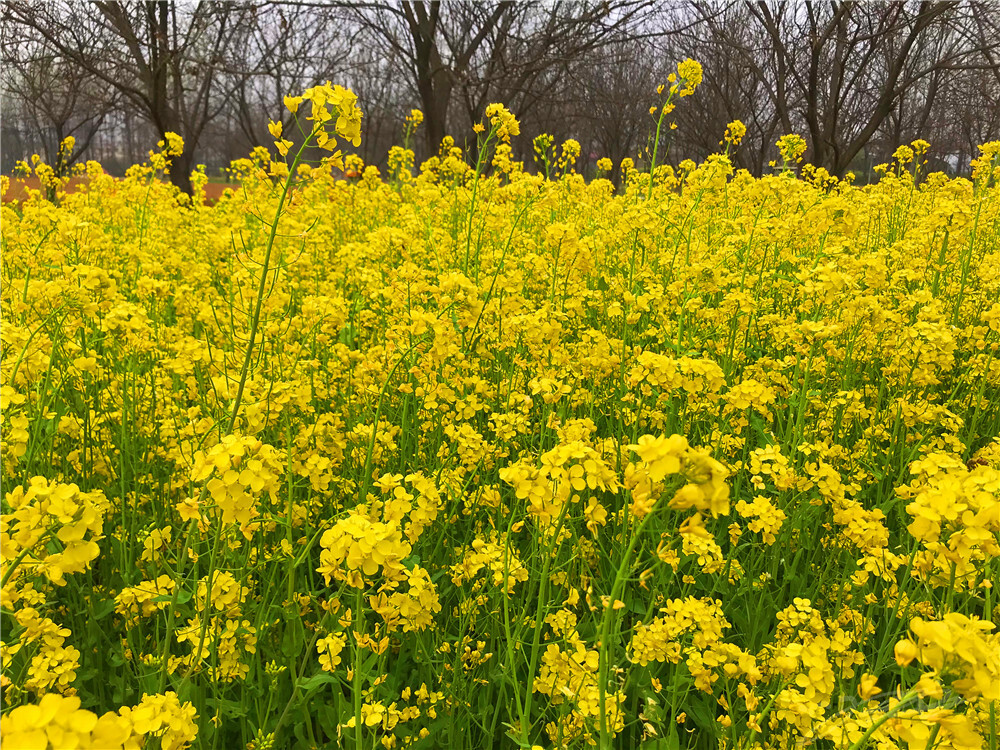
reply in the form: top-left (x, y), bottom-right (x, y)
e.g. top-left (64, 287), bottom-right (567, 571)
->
top-left (3, 1), bottom-right (1000, 188)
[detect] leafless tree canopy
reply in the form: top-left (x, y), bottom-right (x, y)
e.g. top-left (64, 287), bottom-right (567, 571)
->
top-left (3, 1), bottom-right (998, 191)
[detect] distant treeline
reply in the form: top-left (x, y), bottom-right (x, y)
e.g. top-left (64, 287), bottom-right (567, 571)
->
top-left (3, 1), bottom-right (998, 193)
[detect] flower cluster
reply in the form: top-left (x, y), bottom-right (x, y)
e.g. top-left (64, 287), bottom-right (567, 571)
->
top-left (899, 452), bottom-right (1000, 588)
top-left (735, 496), bottom-right (786, 544)
top-left (0, 692), bottom-right (197, 750)
top-left (499, 438), bottom-right (619, 531)
top-left (2, 477), bottom-right (109, 588)
top-left (484, 103), bottom-right (520, 142)
top-left (450, 537), bottom-right (530, 594)
top-left (629, 597), bottom-right (729, 667)
top-left (626, 434), bottom-right (730, 519)
top-left (904, 613), bottom-right (1000, 701)
top-left (189, 434), bottom-right (284, 528)
top-left (317, 511), bottom-right (411, 588)
top-left (534, 614), bottom-right (625, 746)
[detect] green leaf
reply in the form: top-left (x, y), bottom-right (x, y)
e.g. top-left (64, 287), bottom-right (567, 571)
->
top-left (640, 728), bottom-right (680, 750)
top-left (360, 650), bottom-right (381, 675)
top-left (297, 671), bottom-right (338, 692)
top-left (683, 694), bottom-right (716, 730)
top-left (316, 702), bottom-right (341, 739)
top-left (91, 598), bottom-right (116, 620)
top-left (281, 610), bottom-right (306, 659)
top-left (293, 720), bottom-right (311, 747)
top-left (206, 697), bottom-right (246, 719)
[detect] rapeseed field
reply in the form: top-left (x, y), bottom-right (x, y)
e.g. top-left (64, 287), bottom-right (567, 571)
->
top-left (2, 68), bottom-right (999, 749)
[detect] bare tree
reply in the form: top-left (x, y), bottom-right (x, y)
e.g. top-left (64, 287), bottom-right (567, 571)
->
top-left (3, 0), bottom-right (998, 181)
top-left (334, 1), bottom-right (656, 156)
top-left (691, 1), bottom-right (998, 177)
top-left (1, 22), bottom-right (119, 175)
top-left (4, 1), bottom-right (258, 194)
top-left (228, 4), bottom-right (358, 150)
top-left (561, 38), bottom-right (664, 173)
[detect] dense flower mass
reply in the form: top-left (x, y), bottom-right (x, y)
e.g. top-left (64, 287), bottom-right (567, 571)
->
top-left (2, 75), bottom-right (999, 749)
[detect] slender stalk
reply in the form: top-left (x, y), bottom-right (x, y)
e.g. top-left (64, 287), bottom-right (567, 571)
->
top-left (597, 500), bottom-right (665, 747)
top-left (846, 689), bottom-right (919, 750)
top-left (157, 132), bottom-right (314, 694)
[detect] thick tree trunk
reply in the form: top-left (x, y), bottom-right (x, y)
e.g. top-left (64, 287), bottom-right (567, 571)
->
top-left (421, 79), bottom-right (452, 153)
top-left (169, 148), bottom-right (195, 196)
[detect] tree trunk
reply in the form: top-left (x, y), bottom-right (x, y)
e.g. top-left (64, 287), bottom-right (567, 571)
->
top-left (169, 148), bottom-right (195, 196)
top-left (421, 78), bottom-right (452, 153)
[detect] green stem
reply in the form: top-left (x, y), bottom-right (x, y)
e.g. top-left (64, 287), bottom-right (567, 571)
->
top-left (157, 135), bottom-right (313, 694)
top-left (743, 679), bottom-right (787, 748)
top-left (225, 139), bottom-right (311, 436)
top-left (846, 689), bottom-right (919, 750)
top-left (1, 527), bottom-right (57, 589)
top-left (597, 499), bottom-right (665, 747)
top-left (646, 92), bottom-right (676, 202)
top-left (520, 504), bottom-right (572, 746)
top-left (353, 586), bottom-right (364, 750)
top-left (464, 127), bottom-right (497, 276)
